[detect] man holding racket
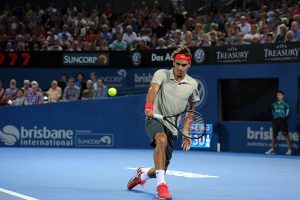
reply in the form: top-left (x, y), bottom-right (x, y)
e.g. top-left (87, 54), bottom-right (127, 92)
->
top-left (127, 46), bottom-right (200, 199)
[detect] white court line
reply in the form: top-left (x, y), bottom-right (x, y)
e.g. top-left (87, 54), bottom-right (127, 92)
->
top-left (126, 167), bottom-right (218, 179)
top-left (0, 188), bottom-right (39, 200)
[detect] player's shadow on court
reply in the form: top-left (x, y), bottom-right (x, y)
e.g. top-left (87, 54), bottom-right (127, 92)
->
top-left (128, 189), bottom-right (157, 199)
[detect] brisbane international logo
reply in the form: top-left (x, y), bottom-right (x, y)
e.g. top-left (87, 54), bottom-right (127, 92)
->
top-left (0, 125), bottom-right (20, 145)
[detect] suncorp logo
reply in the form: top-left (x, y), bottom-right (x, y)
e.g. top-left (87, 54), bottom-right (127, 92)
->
top-left (192, 76), bottom-right (207, 108)
top-left (0, 125), bottom-right (73, 147)
top-left (75, 133), bottom-right (114, 147)
top-left (63, 53), bottom-right (109, 65)
top-left (102, 69), bottom-right (127, 86)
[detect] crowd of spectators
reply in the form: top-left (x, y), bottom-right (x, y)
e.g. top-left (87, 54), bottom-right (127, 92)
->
top-left (0, 72), bottom-right (108, 107)
top-left (0, 0), bottom-right (299, 52)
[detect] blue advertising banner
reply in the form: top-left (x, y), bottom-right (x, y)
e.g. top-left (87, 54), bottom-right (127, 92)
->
top-left (0, 96), bottom-right (151, 149)
top-left (219, 122), bottom-right (299, 154)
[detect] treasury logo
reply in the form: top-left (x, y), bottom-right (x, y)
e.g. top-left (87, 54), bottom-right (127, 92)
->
top-left (0, 125), bottom-right (20, 145)
top-left (216, 47), bottom-right (249, 63)
top-left (264, 44), bottom-right (300, 61)
top-left (192, 76), bottom-right (208, 108)
top-left (131, 52), bottom-right (142, 66)
top-left (193, 48), bottom-right (205, 64)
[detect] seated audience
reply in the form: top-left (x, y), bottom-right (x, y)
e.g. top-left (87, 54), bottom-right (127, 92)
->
top-left (1, 79), bottom-right (19, 104)
top-left (46, 80), bottom-right (62, 102)
top-left (63, 77), bottom-right (80, 101)
top-left (25, 81), bottom-right (43, 105)
top-left (94, 78), bottom-right (108, 99)
top-left (81, 80), bottom-right (94, 100)
top-left (10, 89), bottom-right (25, 106)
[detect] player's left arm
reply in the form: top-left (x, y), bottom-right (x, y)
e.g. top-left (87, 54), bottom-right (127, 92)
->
top-left (181, 101), bottom-right (195, 151)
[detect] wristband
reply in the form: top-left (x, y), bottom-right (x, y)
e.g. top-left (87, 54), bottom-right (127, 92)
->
top-left (145, 102), bottom-right (153, 110)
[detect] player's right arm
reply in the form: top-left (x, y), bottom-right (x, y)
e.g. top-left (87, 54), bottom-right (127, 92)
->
top-left (145, 83), bottom-right (160, 118)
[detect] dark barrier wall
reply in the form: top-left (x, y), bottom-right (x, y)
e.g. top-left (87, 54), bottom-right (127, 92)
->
top-left (0, 95), bottom-right (154, 149)
top-left (1, 62), bottom-right (300, 154)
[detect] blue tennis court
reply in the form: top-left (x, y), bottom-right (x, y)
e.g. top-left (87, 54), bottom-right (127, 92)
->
top-left (0, 148), bottom-right (299, 200)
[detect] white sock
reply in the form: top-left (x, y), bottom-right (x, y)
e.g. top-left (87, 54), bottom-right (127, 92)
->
top-left (156, 170), bottom-right (166, 186)
top-left (140, 171), bottom-right (151, 182)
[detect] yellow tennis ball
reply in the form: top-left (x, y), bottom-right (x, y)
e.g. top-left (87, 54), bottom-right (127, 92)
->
top-left (108, 87), bottom-right (117, 96)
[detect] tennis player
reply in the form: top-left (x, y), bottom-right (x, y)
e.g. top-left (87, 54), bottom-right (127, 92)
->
top-left (127, 46), bottom-right (200, 199)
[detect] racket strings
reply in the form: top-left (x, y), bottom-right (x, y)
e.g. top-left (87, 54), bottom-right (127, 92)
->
top-left (178, 111), bottom-right (206, 138)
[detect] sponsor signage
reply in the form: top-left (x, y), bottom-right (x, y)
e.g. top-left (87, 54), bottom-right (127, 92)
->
top-left (190, 124), bottom-right (213, 148)
top-left (246, 126), bottom-right (299, 149)
top-left (0, 125), bottom-right (114, 148)
top-left (62, 53), bottom-right (109, 66)
top-left (1, 42), bottom-right (300, 68)
top-left (263, 43), bottom-right (300, 62)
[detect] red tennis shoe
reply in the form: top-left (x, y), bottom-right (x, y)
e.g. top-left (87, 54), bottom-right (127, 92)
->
top-left (156, 183), bottom-right (172, 200)
top-left (127, 166), bottom-right (147, 190)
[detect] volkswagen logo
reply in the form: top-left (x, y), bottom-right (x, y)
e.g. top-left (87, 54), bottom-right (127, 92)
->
top-left (131, 52), bottom-right (142, 66)
top-left (192, 76), bottom-right (207, 108)
top-left (194, 48), bottom-right (205, 64)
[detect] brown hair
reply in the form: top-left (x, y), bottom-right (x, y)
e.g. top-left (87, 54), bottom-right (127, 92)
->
top-left (171, 45), bottom-right (192, 60)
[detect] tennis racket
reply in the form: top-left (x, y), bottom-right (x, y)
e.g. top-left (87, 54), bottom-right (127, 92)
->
top-left (152, 110), bottom-right (206, 139)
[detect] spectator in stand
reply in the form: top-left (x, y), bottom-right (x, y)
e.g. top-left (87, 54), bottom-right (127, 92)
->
top-left (0, 80), bottom-right (4, 100)
top-left (156, 38), bottom-right (167, 49)
top-left (201, 34), bottom-right (212, 47)
top-left (100, 24), bottom-right (113, 43)
top-left (292, 2), bottom-right (300, 16)
top-left (75, 72), bottom-right (86, 91)
top-left (94, 78), bottom-right (108, 99)
top-left (98, 39), bottom-right (109, 51)
top-left (238, 16), bottom-right (251, 36)
top-left (138, 40), bottom-right (151, 50)
top-left (10, 89), bottom-right (25, 106)
top-left (260, 25), bottom-right (271, 43)
top-left (242, 25), bottom-right (260, 44)
top-left (275, 24), bottom-right (287, 43)
top-left (63, 77), bottom-right (80, 101)
top-left (1, 79), bottom-right (19, 104)
top-left (266, 33), bottom-right (275, 43)
top-left (46, 80), bottom-right (62, 102)
top-left (25, 81), bottom-right (43, 105)
top-left (122, 25), bottom-right (138, 48)
top-left (82, 80), bottom-right (94, 100)
top-left (109, 32), bottom-right (127, 51)
top-left (22, 80), bottom-right (31, 97)
top-left (58, 24), bottom-right (73, 43)
top-left (291, 21), bottom-right (300, 41)
top-left (58, 74), bottom-right (68, 92)
top-left (183, 31), bottom-right (196, 48)
top-left (90, 72), bottom-right (98, 89)
top-left (285, 31), bottom-right (295, 42)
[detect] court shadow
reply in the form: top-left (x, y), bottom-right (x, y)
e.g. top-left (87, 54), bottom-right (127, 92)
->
top-left (127, 189), bottom-right (157, 199)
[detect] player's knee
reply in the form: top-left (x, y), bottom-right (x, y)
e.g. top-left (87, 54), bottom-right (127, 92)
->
top-left (155, 133), bottom-right (167, 148)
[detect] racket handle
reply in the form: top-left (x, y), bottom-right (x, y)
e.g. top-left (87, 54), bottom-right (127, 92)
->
top-left (153, 114), bottom-right (164, 120)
